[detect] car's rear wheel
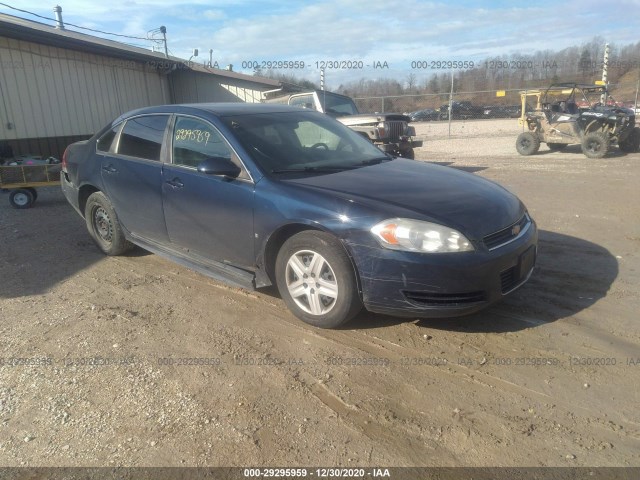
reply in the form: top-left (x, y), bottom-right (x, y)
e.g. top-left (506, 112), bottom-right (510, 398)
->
top-left (516, 132), bottom-right (540, 155)
top-left (581, 132), bottom-right (610, 159)
top-left (547, 142), bottom-right (567, 151)
top-left (275, 231), bottom-right (362, 328)
top-left (618, 127), bottom-right (640, 153)
top-left (85, 191), bottom-right (133, 255)
top-left (9, 188), bottom-right (34, 209)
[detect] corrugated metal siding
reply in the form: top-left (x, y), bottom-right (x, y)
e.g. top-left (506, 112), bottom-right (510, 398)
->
top-left (170, 71), bottom-right (267, 104)
top-left (0, 36), bottom-right (170, 141)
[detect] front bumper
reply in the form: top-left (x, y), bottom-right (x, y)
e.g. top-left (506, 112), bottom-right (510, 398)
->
top-left (345, 220), bottom-right (538, 318)
top-left (377, 138), bottom-right (422, 155)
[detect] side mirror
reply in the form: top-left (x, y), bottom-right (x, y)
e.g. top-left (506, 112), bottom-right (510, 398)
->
top-left (197, 156), bottom-right (241, 177)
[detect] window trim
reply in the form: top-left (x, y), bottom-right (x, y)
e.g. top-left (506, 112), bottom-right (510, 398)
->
top-left (95, 121), bottom-right (124, 155)
top-left (168, 114), bottom-right (254, 183)
top-left (112, 113), bottom-right (172, 163)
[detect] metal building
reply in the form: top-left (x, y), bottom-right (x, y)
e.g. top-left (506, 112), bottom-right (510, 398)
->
top-left (0, 12), bottom-right (280, 159)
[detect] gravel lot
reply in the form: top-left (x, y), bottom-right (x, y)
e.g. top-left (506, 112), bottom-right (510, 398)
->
top-left (1, 118), bottom-right (639, 467)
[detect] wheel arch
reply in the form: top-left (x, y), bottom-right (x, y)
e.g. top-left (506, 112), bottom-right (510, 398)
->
top-left (583, 118), bottom-right (611, 134)
top-left (260, 223), bottom-right (362, 295)
top-left (78, 184), bottom-right (101, 217)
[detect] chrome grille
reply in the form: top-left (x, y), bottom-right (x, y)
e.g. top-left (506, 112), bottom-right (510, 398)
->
top-left (483, 214), bottom-right (530, 250)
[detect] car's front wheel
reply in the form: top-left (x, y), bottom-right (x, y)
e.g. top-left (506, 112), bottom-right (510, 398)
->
top-left (85, 191), bottom-right (133, 256)
top-left (516, 132), bottom-right (541, 155)
top-left (275, 231), bottom-right (362, 328)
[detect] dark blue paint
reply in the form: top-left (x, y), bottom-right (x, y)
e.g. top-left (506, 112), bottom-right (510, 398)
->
top-left (62, 103), bottom-right (538, 319)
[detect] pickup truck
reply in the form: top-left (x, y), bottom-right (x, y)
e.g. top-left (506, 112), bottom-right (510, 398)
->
top-left (265, 90), bottom-right (422, 159)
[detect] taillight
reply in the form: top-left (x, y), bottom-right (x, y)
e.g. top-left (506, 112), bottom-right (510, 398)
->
top-left (61, 147), bottom-right (68, 171)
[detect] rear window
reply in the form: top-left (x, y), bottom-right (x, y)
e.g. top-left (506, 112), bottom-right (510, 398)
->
top-left (117, 115), bottom-right (169, 161)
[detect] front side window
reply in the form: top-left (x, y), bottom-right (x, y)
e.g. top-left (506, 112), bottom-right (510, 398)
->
top-left (319, 92), bottom-right (359, 116)
top-left (172, 116), bottom-right (248, 178)
top-left (117, 115), bottom-right (168, 161)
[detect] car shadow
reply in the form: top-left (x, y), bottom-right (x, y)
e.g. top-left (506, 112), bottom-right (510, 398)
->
top-left (1, 190), bottom-right (618, 336)
top-left (343, 230), bottom-right (618, 333)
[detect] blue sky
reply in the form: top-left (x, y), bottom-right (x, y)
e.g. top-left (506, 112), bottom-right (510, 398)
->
top-left (2, 0), bottom-right (640, 88)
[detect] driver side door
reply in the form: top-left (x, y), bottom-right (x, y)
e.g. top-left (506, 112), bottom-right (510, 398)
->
top-left (161, 115), bottom-right (255, 270)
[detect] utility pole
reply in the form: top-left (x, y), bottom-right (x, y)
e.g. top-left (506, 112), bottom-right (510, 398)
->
top-left (320, 68), bottom-right (325, 91)
top-left (601, 43), bottom-right (609, 104)
top-left (160, 26), bottom-right (168, 58)
top-left (448, 71), bottom-right (454, 137)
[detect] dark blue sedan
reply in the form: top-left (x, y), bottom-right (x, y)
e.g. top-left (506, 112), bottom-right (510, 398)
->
top-left (61, 103), bottom-right (537, 328)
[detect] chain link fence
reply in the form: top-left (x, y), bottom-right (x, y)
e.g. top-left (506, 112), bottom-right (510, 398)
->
top-left (353, 82), bottom-right (640, 138)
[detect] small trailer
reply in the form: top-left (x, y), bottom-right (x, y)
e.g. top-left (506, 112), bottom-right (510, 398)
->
top-left (0, 163), bottom-right (61, 208)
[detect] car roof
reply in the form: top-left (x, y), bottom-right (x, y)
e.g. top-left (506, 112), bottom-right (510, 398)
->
top-left (116, 102), bottom-right (304, 121)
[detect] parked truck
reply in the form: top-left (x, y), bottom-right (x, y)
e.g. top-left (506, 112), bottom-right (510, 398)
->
top-left (265, 90), bottom-right (422, 159)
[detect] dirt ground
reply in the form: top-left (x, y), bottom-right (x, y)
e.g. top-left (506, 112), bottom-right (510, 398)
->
top-left (1, 119), bottom-right (639, 467)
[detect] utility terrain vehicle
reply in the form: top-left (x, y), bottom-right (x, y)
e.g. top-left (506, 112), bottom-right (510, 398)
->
top-left (516, 83), bottom-right (639, 158)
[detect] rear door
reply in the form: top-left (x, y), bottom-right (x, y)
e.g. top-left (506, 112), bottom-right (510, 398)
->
top-left (162, 114), bottom-right (255, 269)
top-left (100, 114), bottom-right (170, 243)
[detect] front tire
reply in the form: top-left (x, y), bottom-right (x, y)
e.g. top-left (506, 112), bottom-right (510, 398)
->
top-left (581, 132), bottom-right (609, 159)
top-left (85, 191), bottom-right (133, 255)
top-left (516, 132), bottom-right (541, 156)
top-left (399, 147), bottom-right (415, 160)
top-left (275, 231), bottom-right (362, 328)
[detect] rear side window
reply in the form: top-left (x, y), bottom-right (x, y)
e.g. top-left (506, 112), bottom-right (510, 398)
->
top-left (117, 115), bottom-right (168, 161)
top-left (96, 124), bottom-right (120, 152)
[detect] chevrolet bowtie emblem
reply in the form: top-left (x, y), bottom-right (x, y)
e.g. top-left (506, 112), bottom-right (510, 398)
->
top-left (512, 225), bottom-right (521, 236)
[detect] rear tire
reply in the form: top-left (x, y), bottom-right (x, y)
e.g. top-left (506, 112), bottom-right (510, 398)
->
top-left (581, 132), bottom-right (610, 159)
top-left (85, 191), bottom-right (133, 256)
top-left (275, 231), bottom-right (362, 328)
top-left (547, 143), bottom-right (567, 151)
top-left (618, 127), bottom-right (640, 153)
top-left (516, 132), bottom-right (540, 156)
top-left (9, 189), bottom-right (34, 209)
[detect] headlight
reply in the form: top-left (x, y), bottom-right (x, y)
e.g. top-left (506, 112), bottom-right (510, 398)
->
top-left (371, 218), bottom-right (474, 253)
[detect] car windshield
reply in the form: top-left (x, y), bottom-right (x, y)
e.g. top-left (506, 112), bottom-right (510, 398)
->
top-left (222, 111), bottom-right (390, 175)
top-left (317, 92), bottom-right (359, 116)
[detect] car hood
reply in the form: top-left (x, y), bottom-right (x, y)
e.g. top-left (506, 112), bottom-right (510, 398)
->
top-left (281, 159), bottom-right (524, 238)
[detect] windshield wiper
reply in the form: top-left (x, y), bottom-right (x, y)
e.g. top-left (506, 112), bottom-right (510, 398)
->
top-left (361, 156), bottom-right (393, 165)
top-left (271, 166), bottom-right (357, 174)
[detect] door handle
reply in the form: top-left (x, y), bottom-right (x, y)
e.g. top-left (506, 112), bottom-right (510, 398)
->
top-left (102, 165), bottom-right (118, 173)
top-left (165, 178), bottom-right (184, 188)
